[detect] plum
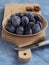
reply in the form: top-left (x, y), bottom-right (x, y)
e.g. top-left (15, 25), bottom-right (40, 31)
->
top-left (32, 24), bottom-right (40, 34)
top-left (10, 14), bottom-right (15, 19)
top-left (21, 16), bottom-right (29, 26)
top-left (25, 28), bottom-right (32, 35)
top-left (16, 26), bottom-right (24, 35)
top-left (28, 22), bottom-right (35, 28)
top-left (37, 21), bottom-right (42, 28)
top-left (34, 15), bottom-right (42, 22)
top-left (7, 19), bottom-right (12, 24)
top-left (5, 23), bottom-right (15, 33)
top-left (11, 15), bottom-right (21, 27)
top-left (25, 12), bottom-right (35, 22)
top-left (15, 12), bottom-right (23, 18)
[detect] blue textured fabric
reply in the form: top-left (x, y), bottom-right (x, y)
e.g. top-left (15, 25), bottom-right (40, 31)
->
top-left (0, 0), bottom-right (49, 65)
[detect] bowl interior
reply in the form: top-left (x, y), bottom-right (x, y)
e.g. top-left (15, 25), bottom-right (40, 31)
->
top-left (2, 13), bottom-right (48, 37)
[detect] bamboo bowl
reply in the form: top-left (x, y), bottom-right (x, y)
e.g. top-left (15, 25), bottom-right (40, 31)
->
top-left (2, 13), bottom-right (48, 47)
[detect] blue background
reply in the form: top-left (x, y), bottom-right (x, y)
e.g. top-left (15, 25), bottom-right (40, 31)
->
top-left (0, 0), bottom-right (49, 65)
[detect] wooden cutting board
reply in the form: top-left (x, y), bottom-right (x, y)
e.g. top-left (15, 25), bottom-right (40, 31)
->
top-left (2, 4), bottom-right (46, 62)
top-left (2, 4), bottom-right (45, 47)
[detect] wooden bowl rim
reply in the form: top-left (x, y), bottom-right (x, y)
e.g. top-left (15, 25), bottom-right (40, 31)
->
top-left (2, 13), bottom-right (48, 37)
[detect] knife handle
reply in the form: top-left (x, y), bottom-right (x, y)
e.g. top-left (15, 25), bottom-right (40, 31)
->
top-left (39, 39), bottom-right (49, 46)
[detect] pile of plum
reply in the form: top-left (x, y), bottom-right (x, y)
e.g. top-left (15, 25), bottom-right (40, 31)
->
top-left (5, 12), bottom-right (42, 35)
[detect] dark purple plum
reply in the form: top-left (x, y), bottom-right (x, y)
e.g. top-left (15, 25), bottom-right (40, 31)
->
top-left (24, 12), bottom-right (35, 22)
top-left (5, 23), bottom-right (11, 31)
top-left (7, 19), bottom-right (12, 24)
top-left (21, 16), bottom-right (29, 26)
top-left (37, 21), bottom-right (42, 28)
top-left (28, 22), bottom-right (35, 28)
top-left (16, 26), bottom-right (24, 35)
top-left (11, 15), bottom-right (21, 27)
top-left (25, 28), bottom-right (32, 35)
top-left (32, 24), bottom-right (40, 34)
top-left (10, 14), bottom-right (15, 19)
top-left (34, 15), bottom-right (42, 22)
top-left (6, 23), bottom-right (15, 33)
top-left (15, 12), bottom-right (23, 18)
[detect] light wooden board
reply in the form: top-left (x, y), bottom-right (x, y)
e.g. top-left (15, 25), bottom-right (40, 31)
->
top-left (2, 4), bottom-right (45, 47)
